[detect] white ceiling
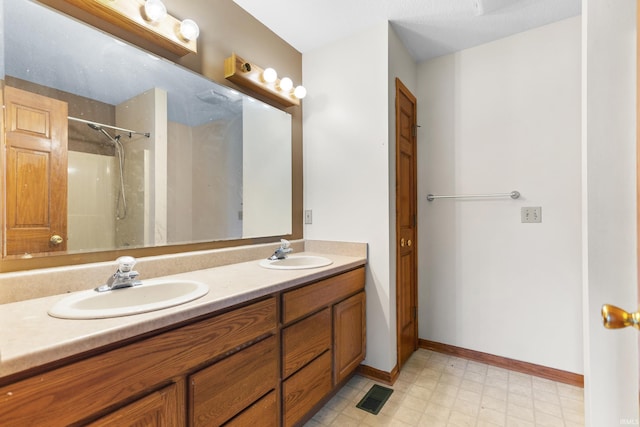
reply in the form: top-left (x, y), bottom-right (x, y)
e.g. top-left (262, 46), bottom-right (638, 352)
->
top-left (232, 0), bottom-right (581, 63)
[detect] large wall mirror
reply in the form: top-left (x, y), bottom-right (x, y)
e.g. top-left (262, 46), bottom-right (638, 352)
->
top-left (0, 0), bottom-right (292, 264)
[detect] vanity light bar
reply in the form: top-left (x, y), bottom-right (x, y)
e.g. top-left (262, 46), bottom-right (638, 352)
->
top-left (58, 0), bottom-right (198, 56)
top-left (224, 53), bottom-right (304, 108)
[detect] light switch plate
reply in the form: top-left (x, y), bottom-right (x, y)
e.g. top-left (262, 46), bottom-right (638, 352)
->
top-left (304, 210), bottom-right (313, 224)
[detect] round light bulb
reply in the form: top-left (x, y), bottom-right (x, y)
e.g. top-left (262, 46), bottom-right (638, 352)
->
top-left (262, 67), bottom-right (277, 83)
top-left (279, 77), bottom-right (293, 92)
top-left (293, 85), bottom-right (307, 99)
top-left (180, 19), bottom-right (200, 41)
top-left (144, 0), bottom-right (167, 22)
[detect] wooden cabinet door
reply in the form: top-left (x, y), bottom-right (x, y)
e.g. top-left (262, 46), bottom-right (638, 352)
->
top-left (3, 85), bottom-right (68, 255)
top-left (87, 383), bottom-right (181, 427)
top-left (334, 291), bottom-right (366, 384)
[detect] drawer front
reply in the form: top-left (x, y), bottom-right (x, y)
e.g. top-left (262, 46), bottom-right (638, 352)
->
top-left (283, 351), bottom-right (332, 427)
top-left (224, 391), bottom-right (277, 427)
top-left (190, 335), bottom-right (277, 426)
top-left (282, 267), bottom-right (365, 323)
top-left (282, 308), bottom-right (331, 378)
top-left (87, 383), bottom-right (179, 427)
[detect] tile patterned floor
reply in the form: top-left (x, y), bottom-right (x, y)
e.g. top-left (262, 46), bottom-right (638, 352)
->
top-left (304, 349), bottom-right (584, 427)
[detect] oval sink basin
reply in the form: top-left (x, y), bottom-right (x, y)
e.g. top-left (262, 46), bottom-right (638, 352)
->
top-left (259, 255), bottom-right (333, 270)
top-left (48, 279), bottom-right (209, 319)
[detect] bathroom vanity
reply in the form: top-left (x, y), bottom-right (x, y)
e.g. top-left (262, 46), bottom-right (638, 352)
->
top-left (0, 248), bottom-right (366, 426)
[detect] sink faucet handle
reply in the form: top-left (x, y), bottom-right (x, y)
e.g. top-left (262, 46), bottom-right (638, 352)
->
top-left (280, 239), bottom-right (291, 249)
top-left (116, 256), bottom-right (136, 272)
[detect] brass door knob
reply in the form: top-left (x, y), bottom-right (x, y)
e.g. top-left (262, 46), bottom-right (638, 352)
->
top-left (400, 238), bottom-right (405, 247)
top-left (602, 304), bottom-right (640, 330)
top-left (50, 235), bottom-right (63, 245)
top-left (407, 239), bottom-right (412, 247)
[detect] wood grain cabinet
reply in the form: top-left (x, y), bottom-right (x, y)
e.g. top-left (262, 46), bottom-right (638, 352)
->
top-left (334, 291), bottom-right (366, 384)
top-left (0, 267), bottom-right (366, 426)
top-left (281, 267), bottom-right (366, 426)
top-left (86, 383), bottom-right (181, 427)
top-left (190, 335), bottom-right (278, 426)
top-left (0, 297), bottom-right (277, 426)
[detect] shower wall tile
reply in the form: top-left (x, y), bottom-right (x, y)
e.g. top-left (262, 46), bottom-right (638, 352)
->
top-left (67, 151), bottom-right (116, 251)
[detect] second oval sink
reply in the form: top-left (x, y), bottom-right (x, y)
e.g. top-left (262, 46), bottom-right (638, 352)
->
top-left (48, 279), bottom-right (209, 320)
top-left (259, 255), bottom-right (333, 270)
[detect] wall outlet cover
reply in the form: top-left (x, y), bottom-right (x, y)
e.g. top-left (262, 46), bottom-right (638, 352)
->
top-left (521, 206), bottom-right (542, 223)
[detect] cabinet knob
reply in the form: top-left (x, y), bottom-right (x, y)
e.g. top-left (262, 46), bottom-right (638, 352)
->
top-left (400, 238), bottom-right (405, 247)
top-left (407, 239), bottom-right (412, 247)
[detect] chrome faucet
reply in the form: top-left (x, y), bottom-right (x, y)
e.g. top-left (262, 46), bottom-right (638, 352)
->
top-left (268, 239), bottom-right (292, 260)
top-left (95, 256), bottom-right (143, 292)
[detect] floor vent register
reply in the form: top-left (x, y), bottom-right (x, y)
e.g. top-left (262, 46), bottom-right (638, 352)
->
top-left (355, 384), bottom-right (394, 415)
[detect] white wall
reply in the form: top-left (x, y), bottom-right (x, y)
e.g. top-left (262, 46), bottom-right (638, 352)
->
top-left (417, 17), bottom-right (583, 374)
top-left (303, 23), bottom-right (396, 371)
top-left (167, 121), bottom-right (193, 243)
top-left (243, 100), bottom-right (292, 238)
top-left (116, 88), bottom-right (167, 247)
top-left (582, 0), bottom-right (638, 424)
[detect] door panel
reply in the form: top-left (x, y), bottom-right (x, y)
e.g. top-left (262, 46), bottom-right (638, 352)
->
top-left (3, 86), bottom-right (68, 255)
top-left (395, 78), bottom-right (418, 369)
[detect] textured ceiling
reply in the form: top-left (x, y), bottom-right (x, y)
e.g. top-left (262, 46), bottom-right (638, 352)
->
top-left (232, 0), bottom-right (581, 62)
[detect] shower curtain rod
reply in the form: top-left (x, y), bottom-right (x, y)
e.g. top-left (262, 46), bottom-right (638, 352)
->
top-left (426, 190), bottom-right (521, 201)
top-left (68, 116), bottom-right (151, 138)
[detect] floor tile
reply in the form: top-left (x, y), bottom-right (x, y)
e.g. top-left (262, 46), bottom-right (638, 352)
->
top-left (304, 349), bottom-right (584, 427)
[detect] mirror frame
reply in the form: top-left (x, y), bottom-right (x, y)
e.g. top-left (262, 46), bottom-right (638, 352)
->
top-left (0, 0), bottom-right (303, 273)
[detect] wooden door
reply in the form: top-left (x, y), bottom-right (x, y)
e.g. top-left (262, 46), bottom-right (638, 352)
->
top-left (3, 86), bottom-right (68, 256)
top-left (395, 78), bottom-right (418, 369)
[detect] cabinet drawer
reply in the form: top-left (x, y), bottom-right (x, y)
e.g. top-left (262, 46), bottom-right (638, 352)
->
top-left (283, 351), bottom-right (332, 427)
top-left (282, 267), bottom-right (365, 323)
top-left (283, 308), bottom-right (331, 378)
top-left (224, 391), bottom-right (277, 427)
top-left (87, 383), bottom-right (180, 427)
top-left (190, 335), bottom-right (277, 426)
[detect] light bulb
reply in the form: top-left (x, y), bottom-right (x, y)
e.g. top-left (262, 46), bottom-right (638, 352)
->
top-left (293, 85), bottom-right (307, 99)
top-left (180, 19), bottom-right (200, 41)
top-left (262, 68), bottom-right (277, 83)
top-left (279, 77), bottom-right (293, 92)
top-left (144, 0), bottom-right (167, 22)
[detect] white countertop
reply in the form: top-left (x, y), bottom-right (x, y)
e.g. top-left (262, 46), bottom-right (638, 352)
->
top-left (0, 251), bottom-right (366, 379)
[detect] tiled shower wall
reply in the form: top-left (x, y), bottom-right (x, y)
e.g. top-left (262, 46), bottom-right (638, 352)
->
top-left (67, 150), bottom-right (116, 252)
